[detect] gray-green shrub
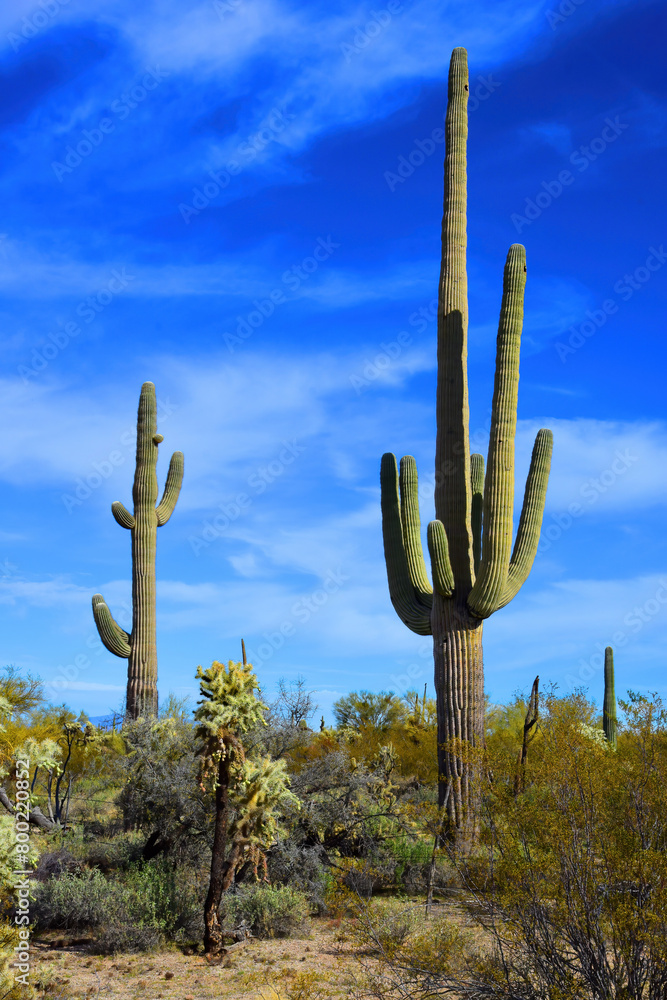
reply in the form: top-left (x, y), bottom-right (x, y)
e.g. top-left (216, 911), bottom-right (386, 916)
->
top-left (32, 857), bottom-right (204, 952)
top-left (225, 884), bottom-right (310, 938)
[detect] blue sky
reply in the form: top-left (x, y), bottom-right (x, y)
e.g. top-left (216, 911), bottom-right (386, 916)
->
top-left (0, 0), bottom-right (665, 721)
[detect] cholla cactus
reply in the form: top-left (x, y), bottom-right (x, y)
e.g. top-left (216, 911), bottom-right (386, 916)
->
top-left (380, 48), bottom-right (552, 843)
top-left (92, 382), bottom-right (183, 719)
top-left (194, 660), bottom-right (297, 958)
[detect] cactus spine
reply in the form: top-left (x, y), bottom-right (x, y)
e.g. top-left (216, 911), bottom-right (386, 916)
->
top-left (380, 48), bottom-right (553, 842)
top-left (603, 646), bottom-right (617, 749)
top-left (92, 382), bottom-right (183, 718)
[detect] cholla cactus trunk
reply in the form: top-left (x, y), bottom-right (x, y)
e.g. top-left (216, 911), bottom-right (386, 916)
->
top-left (380, 48), bottom-right (552, 845)
top-left (92, 382), bottom-right (183, 719)
top-left (603, 646), bottom-right (617, 749)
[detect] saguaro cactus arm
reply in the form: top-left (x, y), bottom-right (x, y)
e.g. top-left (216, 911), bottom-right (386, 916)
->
top-left (399, 456), bottom-right (434, 599)
top-left (380, 453), bottom-right (432, 635)
top-left (427, 521), bottom-right (454, 597)
top-left (111, 502), bottom-right (135, 530)
top-left (156, 451), bottom-right (184, 526)
top-left (603, 646), bottom-right (617, 749)
top-left (468, 245), bottom-right (526, 620)
top-left (498, 428), bottom-right (553, 610)
top-left (92, 594), bottom-right (131, 658)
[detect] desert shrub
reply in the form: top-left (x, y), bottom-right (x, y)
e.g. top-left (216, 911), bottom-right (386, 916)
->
top-left (33, 848), bottom-right (81, 882)
top-left (385, 835), bottom-right (433, 892)
top-left (95, 921), bottom-right (164, 955)
top-left (32, 868), bottom-right (111, 929)
top-left (354, 898), bottom-right (422, 958)
top-left (265, 841), bottom-right (328, 911)
top-left (113, 711), bottom-right (209, 866)
top-left (226, 883), bottom-right (310, 938)
top-left (0, 922), bottom-right (27, 1000)
top-left (33, 869), bottom-right (108, 930)
top-left (122, 857), bottom-right (204, 942)
top-left (33, 857), bottom-right (205, 952)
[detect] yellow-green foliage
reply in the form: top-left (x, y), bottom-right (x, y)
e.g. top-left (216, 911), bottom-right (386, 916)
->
top-left (229, 753), bottom-right (299, 855)
top-left (195, 659), bottom-right (298, 865)
top-left (328, 690), bottom-right (438, 785)
top-left (365, 691), bottom-right (667, 997)
top-left (195, 659), bottom-right (267, 740)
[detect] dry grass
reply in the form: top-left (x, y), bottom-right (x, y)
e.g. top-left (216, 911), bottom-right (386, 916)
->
top-left (30, 917), bottom-right (361, 999)
top-left (28, 899), bottom-right (488, 1000)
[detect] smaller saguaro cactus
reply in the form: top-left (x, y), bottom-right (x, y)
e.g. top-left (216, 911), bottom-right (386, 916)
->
top-left (603, 646), bottom-right (617, 749)
top-left (92, 382), bottom-right (183, 719)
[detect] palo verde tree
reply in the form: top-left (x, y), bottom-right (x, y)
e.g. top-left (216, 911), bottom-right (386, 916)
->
top-left (92, 382), bottom-right (183, 718)
top-left (194, 658), bottom-right (297, 959)
top-left (380, 48), bottom-right (552, 843)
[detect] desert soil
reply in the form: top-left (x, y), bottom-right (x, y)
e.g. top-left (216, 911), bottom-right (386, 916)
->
top-left (30, 917), bottom-right (364, 999)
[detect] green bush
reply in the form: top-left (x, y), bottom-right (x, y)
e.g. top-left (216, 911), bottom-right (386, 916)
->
top-left (226, 883), bottom-right (310, 938)
top-left (32, 869), bottom-right (111, 929)
top-left (32, 857), bottom-right (204, 952)
top-left (122, 858), bottom-right (203, 942)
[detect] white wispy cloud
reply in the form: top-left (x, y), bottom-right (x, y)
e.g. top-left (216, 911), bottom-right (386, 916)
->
top-left (0, 241), bottom-right (437, 304)
top-left (515, 418), bottom-right (667, 514)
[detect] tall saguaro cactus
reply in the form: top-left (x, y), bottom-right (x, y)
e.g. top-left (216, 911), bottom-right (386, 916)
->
top-left (381, 48), bottom-right (553, 842)
top-left (92, 382), bottom-right (183, 718)
top-left (603, 646), bottom-right (617, 749)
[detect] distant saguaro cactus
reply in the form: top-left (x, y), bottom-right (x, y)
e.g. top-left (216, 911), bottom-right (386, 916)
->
top-left (92, 382), bottom-right (183, 718)
top-left (380, 47), bottom-right (552, 843)
top-left (603, 646), bottom-right (617, 749)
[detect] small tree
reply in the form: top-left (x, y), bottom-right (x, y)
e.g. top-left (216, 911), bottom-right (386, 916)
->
top-left (194, 659), bottom-right (297, 958)
top-left (333, 691), bottom-right (407, 731)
